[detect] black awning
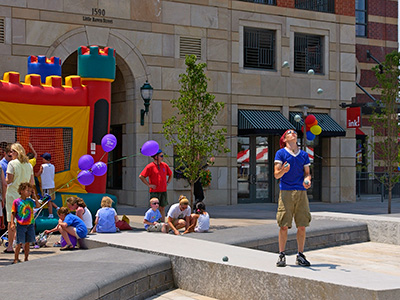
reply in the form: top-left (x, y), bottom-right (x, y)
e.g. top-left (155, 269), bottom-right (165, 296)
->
top-left (238, 110), bottom-right (295, 135)
top-left (289, 112), bottom-right (346, 137)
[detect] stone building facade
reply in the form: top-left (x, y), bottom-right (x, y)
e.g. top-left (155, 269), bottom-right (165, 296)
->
top-left (354, 0), bottom-right (398, 189)
top-left (0, 0), bottom-right (388, 206)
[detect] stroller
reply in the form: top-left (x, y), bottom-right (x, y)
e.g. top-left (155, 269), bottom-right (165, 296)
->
top-left (34, 231), bottom-right (52, 248)
top-left (0, 194), bottom-right (52, 248)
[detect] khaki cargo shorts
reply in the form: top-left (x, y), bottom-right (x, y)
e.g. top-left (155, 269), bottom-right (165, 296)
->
top-left (276, 190), bottom-right (311, 229)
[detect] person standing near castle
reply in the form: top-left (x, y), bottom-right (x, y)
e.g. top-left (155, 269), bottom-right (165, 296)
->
top-left (139, 149), bottom-right (172, 222)
top-left (274, 129), bottom-right (312, 267)
top-left (4, 143), bottom-right (34, 254)
top-left (36, 152), bottom-right (59, 218)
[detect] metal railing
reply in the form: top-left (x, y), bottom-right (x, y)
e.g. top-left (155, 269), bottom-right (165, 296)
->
top-left (356, 172), bottom-right (400, 202)
top-left (295, 0), bottom-right (335, 13)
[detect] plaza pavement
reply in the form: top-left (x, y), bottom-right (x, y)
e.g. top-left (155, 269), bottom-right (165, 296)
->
top-left (0, 196), bottom-right (399, 300)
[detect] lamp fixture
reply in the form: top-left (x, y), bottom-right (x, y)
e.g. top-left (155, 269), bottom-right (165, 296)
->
top-left (140, 80), bottom-right (153, 126)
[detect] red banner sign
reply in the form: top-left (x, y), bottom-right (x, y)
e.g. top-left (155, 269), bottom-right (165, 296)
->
top-left (347, 107), bottom-right (361, 128)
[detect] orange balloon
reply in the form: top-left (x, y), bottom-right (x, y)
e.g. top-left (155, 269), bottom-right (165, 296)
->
top-left (309, 119), bottom-right (318, 127)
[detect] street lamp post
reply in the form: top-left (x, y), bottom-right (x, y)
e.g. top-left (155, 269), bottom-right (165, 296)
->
top-left (140, 80), bottom-right (153, 126)
top-left (295, 104), bottom-right (315, 151)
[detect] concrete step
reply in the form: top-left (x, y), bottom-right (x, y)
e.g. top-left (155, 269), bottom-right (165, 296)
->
top-left (185, 219), bottom-right (370, 254)
top-left (0, 247), bottom-right (174, 300)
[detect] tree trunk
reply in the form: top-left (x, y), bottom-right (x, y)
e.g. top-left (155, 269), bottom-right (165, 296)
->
top-left (388, 188), bottom-right (392, 214)
top-left (190, 182), bottom-right (194, 209)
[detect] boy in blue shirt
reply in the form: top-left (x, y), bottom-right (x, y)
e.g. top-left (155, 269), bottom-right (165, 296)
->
top-left (143, 198), bottom-right (169, 233)
top-left (45, 207), bottom-right (87, 250)
top-left (274, 129), bottom-right (312, 267)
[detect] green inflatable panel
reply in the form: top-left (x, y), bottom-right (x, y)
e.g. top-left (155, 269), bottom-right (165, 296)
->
top-left (35, 216), bottom-right (59, 234)
top-left (34, 192), bottom-right (117, 234)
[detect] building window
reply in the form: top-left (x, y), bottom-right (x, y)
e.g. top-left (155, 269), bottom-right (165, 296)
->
top-left (239, 0), bottom-right (276, 5)
top-left (294, 33), bottom-right (323, 74)
top-left (295, 0), bottom-right (335, 14)
top-left (356, 0), bottom-right (367, 37)
top-left (244, 27), bottom-right (275, 70)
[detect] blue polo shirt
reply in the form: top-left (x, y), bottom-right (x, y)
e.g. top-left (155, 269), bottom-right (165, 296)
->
top-left (274, 148), bottom-right (310, 191)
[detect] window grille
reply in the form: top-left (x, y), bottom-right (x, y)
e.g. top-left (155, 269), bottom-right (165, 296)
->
top-left (244, 27), bottom-right (275, 70)
top-left (356, 0), bottom-right (367, 37)
top-left (180, 37), bottom-right (201, 59)
top-left (0, 18), bottom-right (5, 43)
top-left (239, 0), bottom-right (276, 5)
top-left (295, 0), bottom-right (335, 13)
top-left (294, 33), bottom-right (323, 74)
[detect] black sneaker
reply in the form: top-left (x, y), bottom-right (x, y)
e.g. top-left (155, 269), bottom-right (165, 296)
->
top-left (296, 252), bottom-right (311, 266)
top-left (276, 252), bottom-right (286, 267)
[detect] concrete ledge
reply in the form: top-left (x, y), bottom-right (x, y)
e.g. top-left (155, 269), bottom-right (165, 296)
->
top-left (0, 247), bottom-right (174, 300)
top-left (87, 232), bottom-right (400, 300)
top-left (313, 212), bottom-right (400, 245)
top-left (185, 219), bottom-right (369, 254)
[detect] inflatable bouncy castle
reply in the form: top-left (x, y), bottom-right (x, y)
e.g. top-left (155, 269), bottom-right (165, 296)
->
top-left (0, 46), bottom-right (116, 231)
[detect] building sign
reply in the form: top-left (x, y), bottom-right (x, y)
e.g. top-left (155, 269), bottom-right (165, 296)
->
top-left (83, 8), bottom-right (113, 24)
top-left (347, 107), bottom-right (361, 128)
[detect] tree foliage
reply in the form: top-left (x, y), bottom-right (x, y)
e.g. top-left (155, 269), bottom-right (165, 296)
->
top-left (162, 55), bottom-right (230, 205)
top-left (369, 51), bottom-right (400, 213)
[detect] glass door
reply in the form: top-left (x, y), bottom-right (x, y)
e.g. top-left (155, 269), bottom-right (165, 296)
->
top-left (300, 136), bottom-right (321, 201)
top-left (255, 137), bottom-right (269, 202)
top-left (237, 137), bottom-right (250, 202)
top-left (237, 136), bottom-right (272, 203)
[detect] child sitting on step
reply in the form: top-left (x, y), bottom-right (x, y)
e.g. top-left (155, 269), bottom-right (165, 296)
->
top-left (45, 207), bottom-right (87, 250)
top-left (91, 196), bottom-right (118, 233)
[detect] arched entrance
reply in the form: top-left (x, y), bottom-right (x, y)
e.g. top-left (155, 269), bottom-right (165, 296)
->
top-left (47, 27), bottom-right (150, 205)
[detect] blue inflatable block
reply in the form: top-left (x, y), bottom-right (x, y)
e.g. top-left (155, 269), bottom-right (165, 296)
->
top-left (27, 55), bottom-right (61, 83)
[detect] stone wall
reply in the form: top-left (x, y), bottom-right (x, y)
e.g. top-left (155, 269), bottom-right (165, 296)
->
top-left (0, 0), bottom-right (359, 205)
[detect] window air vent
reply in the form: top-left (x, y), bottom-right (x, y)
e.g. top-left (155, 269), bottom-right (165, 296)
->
top-left (179, 37), bottom-right (201, 59)
top-left (0, 18), bottom-right (5, 43)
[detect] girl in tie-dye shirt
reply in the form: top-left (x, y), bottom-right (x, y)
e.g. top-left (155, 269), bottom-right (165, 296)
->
top-left (10, 182), bottom-right (40, 264)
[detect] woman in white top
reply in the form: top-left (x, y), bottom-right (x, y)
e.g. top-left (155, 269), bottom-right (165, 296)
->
top-left (66, 196), bottom-right (93, 231)
top-left (5, 142), bottom-right (34, 253)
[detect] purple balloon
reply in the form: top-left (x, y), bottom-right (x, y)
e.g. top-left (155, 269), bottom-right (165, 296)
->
top-left (141, 140), bottom-right (159, 156)
top-left (91, 161), bottom-right (107, 176)
top-left (78, 154), bottom-right (94, 171)
top-left (306, 131), bottom-right (315, 141)
top-left (77, 170), bottom-right (95, 186)
top-left (101, 134), bottom-right (117, 152)
top-left (60, 234), bottom-right (77, 247)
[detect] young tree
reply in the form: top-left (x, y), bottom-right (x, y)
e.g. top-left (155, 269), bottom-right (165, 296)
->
top-left (162, 55), bottom-right (230, 206)
top-left (369, 51), bottom-right (400, 214)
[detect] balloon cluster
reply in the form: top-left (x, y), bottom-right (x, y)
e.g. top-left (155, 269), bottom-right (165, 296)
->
top-left (303, 115), bottom-right (322, 141)
top-left (77, 134), bottom-right (117, 186)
